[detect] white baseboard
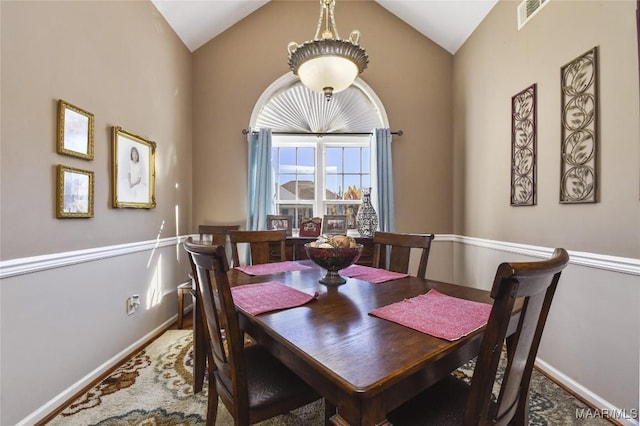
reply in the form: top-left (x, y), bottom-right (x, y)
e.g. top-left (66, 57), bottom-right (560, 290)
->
top-left (15, 317), bottom-right (178, 426)
top-left (536, 358), bottom-right (640, 426)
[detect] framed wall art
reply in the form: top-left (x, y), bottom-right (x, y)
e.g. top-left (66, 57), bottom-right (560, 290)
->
top-left (56, 164), bottom-right (94, 218)
top-left (57, 99), bottom-right (94, 160)
top-left (111, 126), bottom-right (156, 209)
top-left (511, 83), bottom-right (537, 206)
top-left (267, 215), bottom-right (293, 236)
top-left (560, 46), bottom-right (598, 203)
top-left (322, 215), bottom-right (347, 235)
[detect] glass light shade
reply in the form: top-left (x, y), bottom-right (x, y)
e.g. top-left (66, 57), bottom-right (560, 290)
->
top-left (297, 56), bottom-right (359, 95)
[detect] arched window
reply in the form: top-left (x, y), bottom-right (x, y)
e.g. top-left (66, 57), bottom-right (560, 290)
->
top-left (250, 74), bottom-right (389, 231)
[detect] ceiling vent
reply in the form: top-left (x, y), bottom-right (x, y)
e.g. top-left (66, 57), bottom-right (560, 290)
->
top-left (518, 0), bottom-right (549, 30)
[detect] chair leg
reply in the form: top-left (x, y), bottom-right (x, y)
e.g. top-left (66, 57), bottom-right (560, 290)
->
top-left (193, 293), bottom-right (206, 393)
top-left (324, 399), bottom-right (337, 426)
top-left (206, 372), bottom-right (218, 426)
top-left (177, 288), bottom-right (185, 329)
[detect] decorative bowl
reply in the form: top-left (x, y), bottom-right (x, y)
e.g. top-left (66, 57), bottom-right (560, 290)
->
top-left (304, 243), bottom-right (363, 285)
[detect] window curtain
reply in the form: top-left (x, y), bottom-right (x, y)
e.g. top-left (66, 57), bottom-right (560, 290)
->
top-left (372, 128), bottom-right (395, 232)
top-left (246, 128), bottom-right (274, 231)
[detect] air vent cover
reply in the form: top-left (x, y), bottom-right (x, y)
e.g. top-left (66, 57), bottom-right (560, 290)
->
top-left (518, 0), bottom-right (549, 29)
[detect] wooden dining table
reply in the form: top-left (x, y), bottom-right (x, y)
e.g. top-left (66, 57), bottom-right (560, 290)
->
top-left (210, 260), bottom-right (519, 425)
top-left (205, 260), bottom-right (522, 426)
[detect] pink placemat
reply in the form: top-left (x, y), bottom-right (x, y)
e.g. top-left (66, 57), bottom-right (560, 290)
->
top-left (369, 290), bottom-right (492, 341)
top-left (231, 281), bottom-right (317, 315)
top-left (235, 261), bottom-right (312, 276)
top-left (340, 264), bottom-right (409, 284)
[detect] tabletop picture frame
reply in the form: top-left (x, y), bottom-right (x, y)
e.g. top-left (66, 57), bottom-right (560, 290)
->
top-left (267, 215), bottom-right (293, 236)
top-left (57, 99), bottom-right (94, 160)
top-left (299, 217), bottom-right (323, 237)
top-left (111, 126), bottom-right (156, 209)
top-left (323, 215), bottom-right (347, 235)
top-left (56, 164), bottom-right (94, 218)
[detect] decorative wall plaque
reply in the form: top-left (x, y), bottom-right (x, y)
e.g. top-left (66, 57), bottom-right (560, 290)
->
top-left (560, 47), bottom-right (598, 203)
top-left (511, 83), bottom-right (537, 206)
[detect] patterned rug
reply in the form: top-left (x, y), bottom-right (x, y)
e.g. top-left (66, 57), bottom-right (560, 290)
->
top-left (48, 330), bottom-right (609, 425)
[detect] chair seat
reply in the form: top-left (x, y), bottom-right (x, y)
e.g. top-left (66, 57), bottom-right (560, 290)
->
top-left (217, 345), bottom-right (319, 417)
top-left (387, 375), bottom-right (470, 426)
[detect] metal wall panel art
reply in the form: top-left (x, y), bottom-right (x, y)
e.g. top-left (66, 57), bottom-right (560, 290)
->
top-left (560, 47), bottom-right (598, 203)
top-left (511, 84), bottom-right (537, 206)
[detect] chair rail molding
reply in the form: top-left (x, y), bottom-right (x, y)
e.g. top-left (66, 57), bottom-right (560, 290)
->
top-left (0, 236), bottom-right (183, 279)
top-left (436, 234), bottom-right (639, 276)
top-left (2, 234), bottom-right (638, 279)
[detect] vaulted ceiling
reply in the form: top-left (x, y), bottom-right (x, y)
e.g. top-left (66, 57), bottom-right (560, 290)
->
top-left (150, 0), bottom-right (499, 54)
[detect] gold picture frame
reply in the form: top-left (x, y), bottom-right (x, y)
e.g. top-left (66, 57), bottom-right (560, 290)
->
top-left (57, 99), bottom-right (94, 160)
top-left (56, 164), bottom-right (94, 218)
top-left (111, 126), bottom-right (156, 209)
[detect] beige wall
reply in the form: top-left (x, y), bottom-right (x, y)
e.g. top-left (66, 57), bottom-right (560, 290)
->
top-left (453, 0), bottom-right (640, 259)
top-left (0, 0), bottom-right (193, 260)
top-left (192, 0), bottom-right (454, 235)
top-left (1, 2), bottom-right (194, 423)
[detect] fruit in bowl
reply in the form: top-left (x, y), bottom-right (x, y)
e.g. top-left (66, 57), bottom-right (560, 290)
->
top-left (305, 235), bottom-right (363, 285)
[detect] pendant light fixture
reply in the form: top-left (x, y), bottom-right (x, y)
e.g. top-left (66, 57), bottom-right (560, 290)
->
top-left (287, 0), bottom-right (368, 101)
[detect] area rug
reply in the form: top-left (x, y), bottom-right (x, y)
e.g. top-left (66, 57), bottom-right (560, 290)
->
top-left (48, 330), bottom-right (609, 425)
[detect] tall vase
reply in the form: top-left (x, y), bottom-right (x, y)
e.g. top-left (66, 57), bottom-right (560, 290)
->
top-left (356, 188), bottom-right (378, 237)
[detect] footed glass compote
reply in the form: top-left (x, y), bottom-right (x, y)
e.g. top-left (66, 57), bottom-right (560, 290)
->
top-left (304, 243), bottom-right (363, 285)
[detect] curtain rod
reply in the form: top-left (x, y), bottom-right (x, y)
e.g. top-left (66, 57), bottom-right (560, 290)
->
top-left (242, 129), bottom-right (403, 137)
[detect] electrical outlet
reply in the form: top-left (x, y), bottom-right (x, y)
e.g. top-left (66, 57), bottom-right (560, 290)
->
top-left (127, 294), bottom-right (141, 315)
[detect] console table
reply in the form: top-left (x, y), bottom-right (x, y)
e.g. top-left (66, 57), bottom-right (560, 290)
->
top-left (271, 236), bottom-right (375, 266)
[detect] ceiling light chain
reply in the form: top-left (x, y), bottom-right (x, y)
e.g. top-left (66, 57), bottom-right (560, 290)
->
top-left (288, 0), bottom-right (368, 101)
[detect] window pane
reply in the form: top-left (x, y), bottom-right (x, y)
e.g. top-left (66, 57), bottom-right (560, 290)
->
top-left (362, 175), bottom-right (371, 189)
top-left (325, 174), bottom-right (341, 200)
top-left (298, 147), bottom-right (315, 172)
top-left (345, 203), bottom-right (359, 229)
top-left (277, 147), bottom-right (296, 173)
top-left (298, 178), bottom-right (315, 200)
top-left (343, 147), bottom-right (361, 173)
top-left (343, 185), bottom-right (360, 200)
top-left (278, 174), bottom-right (296, 200)
top-left (277, 204), bottom-right (313, 228)
top-left (361, 147), bottom-right (370, 173)
top-left (326, 147), bottom-right (342, 173)
top-left (343, 176), bottom-right (362, 197)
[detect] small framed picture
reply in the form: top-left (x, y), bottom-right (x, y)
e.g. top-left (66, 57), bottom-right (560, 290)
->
top-left (111, 126), bottom-right (156, 209)
top-left (299, 217), bottom-right (322, 237)
top-left (323, 215), bottom-right (347, 235)
top-left (267, 215), bottom-right (293, 236)
top-left (56, 164), bottom-right (94, 218)
top-left (57, 99), bottom-right (94, 160)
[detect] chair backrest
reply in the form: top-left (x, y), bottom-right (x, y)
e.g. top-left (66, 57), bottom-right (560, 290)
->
top-left (197, 224), bottom-right (241, 266)
top-left (198, 224), bottom-right (241, 245)
top-left (183, 238), bottom-right (251, 418)
top-left (372, 231), bottom-right (435, 279)
top-left (228, 230), bottom-right (287, 266)
top-left (464, 248), bottom-right (570, 426)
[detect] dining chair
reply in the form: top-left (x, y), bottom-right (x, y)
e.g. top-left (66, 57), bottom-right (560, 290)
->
top-left (179, 224), bottom-right (241, 395)
top-left (372, 231), bottom-right (435, 279)
top-left (387, 248), bottom-right (570, 426)
top-left (183, 237), bottom-right (321, 425)
top-left (177, 224), bottom-right (240, 329)
top-left (228, 229), bottom-right (287, 266)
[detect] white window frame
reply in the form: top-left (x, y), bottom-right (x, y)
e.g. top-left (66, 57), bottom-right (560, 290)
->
top-left (272, 134), bottom-right (373, 227)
